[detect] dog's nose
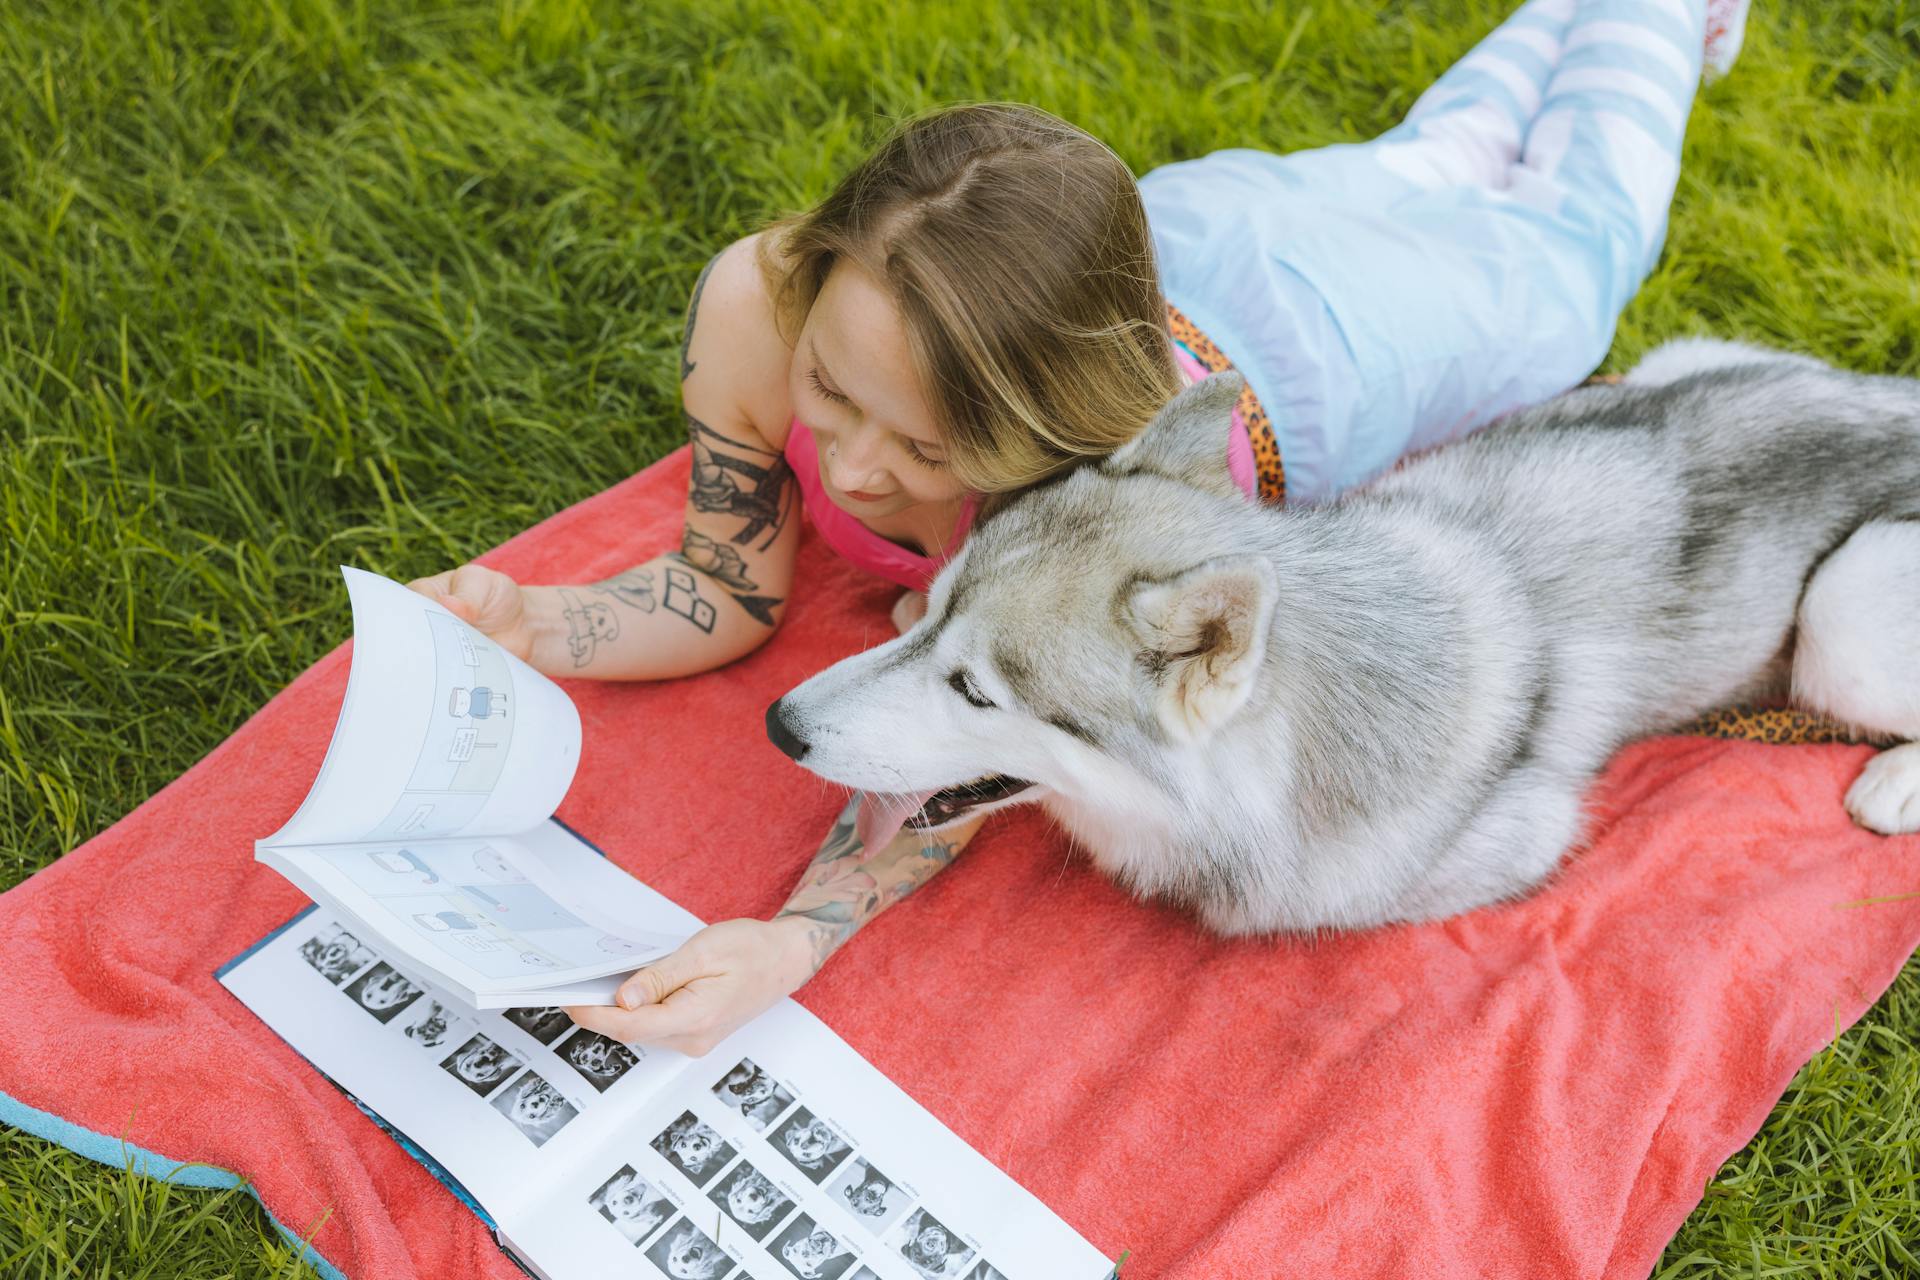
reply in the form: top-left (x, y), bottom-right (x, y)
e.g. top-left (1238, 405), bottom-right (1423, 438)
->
top-left (765, 699), bottom-right (810, 762)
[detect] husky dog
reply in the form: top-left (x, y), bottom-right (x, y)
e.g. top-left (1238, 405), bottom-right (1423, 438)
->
top-left (767, 341), bottom-right (1920, 933)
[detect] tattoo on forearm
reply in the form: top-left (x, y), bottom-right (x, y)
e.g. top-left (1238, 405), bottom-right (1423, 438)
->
top-left (662, 566), bottom-right (717, 633)
top-left (680, 253), bottom-right (719, 383)
top-left (675, 526), bottom-right (783, 626)
top-left (775, 799), bottom-right (962, 974)
top-left (559, 588), bottom-right (620, 667)
top-left (590, 568), bottom-right (656, 613)
top-left (689, 417), bottom-right (794, 550)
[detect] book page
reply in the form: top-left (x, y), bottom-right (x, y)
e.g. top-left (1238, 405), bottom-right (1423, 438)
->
top-left (264, 567), bottom-right (581, 849)
top-left (219, 902), bottom-right (703, 1227)
top-left (261, 821), bottom-right (688, 1006)
top-left (500, 1003), bottom-right (1113, 1280)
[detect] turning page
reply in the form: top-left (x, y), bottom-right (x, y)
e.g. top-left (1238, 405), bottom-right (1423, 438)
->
top-left (264, 567), bottom-right (580, 849)
top-left (253, 568), bottom-right (682, 1005)
top-left (260, 823), bottom-right (685, 1007)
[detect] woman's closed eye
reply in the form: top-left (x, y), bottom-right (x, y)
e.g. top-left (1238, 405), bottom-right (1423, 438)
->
top-left (901, 436), bottom-right (946, 469)
top-left (807, 365), bottom-right (944, 467)
top-left (806, 366), bottom-right (851, 406)
top-left (947, 669), bottom-right (995, 709)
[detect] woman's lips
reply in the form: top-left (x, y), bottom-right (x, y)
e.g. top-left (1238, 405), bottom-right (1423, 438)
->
top-left (841, 488), bottom-right (889, 502)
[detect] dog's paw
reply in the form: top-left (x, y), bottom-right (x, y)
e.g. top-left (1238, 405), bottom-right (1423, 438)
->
top-left (1846, 743), bottom-right (1920, 835)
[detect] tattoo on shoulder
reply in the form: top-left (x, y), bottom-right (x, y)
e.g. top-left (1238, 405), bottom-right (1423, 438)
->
top-left (589, 568), bottom-right (656, 613)
top-left (559, 588), bottom-right (620, 668)
top-left (688, 417), bottom-right (795, 550)
top-left (680, 253), bottom-right (720, 383)
top-left (675, 526), bottom-right (783, 626)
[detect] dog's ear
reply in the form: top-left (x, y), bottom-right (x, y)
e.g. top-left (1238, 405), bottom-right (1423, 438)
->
top-left (1125, 555), bottom-right (1274, 743)
top-left (1104, 370), bottom-right (1246, 498)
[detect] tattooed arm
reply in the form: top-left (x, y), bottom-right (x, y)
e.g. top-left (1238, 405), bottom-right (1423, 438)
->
top-left (412, 235), bottom-right (805, 680)
top-left (563, 798), bottom-right (984, 1055)
top-left (772, 797), bottom-right (983, 977)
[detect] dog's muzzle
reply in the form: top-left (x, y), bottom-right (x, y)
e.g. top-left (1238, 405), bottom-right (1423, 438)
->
top-left (765, 698), bottom-right (809, 762)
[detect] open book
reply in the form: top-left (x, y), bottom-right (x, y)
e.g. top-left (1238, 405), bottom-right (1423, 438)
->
top-left (255, 567), bottom-right (686, 1007)
top-left (225, 568), bottom-right (1114, 1280)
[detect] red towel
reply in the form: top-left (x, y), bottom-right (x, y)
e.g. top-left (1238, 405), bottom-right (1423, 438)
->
top-left (4, 448), bottom-right (1917, 1279)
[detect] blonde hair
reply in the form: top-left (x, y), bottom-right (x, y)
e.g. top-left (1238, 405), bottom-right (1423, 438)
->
top-left (757, 102), bottom-right (1180, 494)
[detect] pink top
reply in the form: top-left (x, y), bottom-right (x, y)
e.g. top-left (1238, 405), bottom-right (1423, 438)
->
top-left (782, 352), bottom-right (1252, 592)
top-left (783, 419), bottom-right (980, 591)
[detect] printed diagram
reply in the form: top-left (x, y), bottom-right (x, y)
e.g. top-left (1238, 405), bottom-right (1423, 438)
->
top-left (333, 839), bottom-right (656, 980)
top-left (366, 611), bottom-right (517, 840)
top-left (367, 849), bottom-right (440, 885)
top-left (448, 685), bottom-right (506, 720)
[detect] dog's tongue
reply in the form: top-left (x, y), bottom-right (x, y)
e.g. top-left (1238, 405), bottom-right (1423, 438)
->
top-left (855, 790), bottom-right (937, 857)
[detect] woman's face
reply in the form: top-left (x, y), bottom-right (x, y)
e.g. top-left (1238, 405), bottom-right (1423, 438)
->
top-left (790, 260), bottom-right (971, 518)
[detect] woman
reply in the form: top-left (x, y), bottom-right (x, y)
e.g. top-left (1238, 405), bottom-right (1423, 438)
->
top-left (415, 0), bottom-right (1747, 1052)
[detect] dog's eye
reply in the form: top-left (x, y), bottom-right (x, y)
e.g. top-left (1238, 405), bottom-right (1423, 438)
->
top-left (947, 669), bottom-right (996, 710)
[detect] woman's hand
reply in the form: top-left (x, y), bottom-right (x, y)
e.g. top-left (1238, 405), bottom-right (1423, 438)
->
top-left (564, 917), bottom-right (819, 1057)
top-left (407, 563), bottom-right (537, 660)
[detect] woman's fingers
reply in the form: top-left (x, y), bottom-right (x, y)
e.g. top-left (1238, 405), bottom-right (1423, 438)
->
top-left (562, 921), bottom-right (804, 1055)
top-left (446, 563), bottom-right (516, 629)
top-left (561, 940), bottom-right (719, 1048)
top-left (563, 991), bottom-right (712, 1049)
top-left (617, 948), bottom-right (700, 1010)
top-left (406, 569), bottom-right (456, 601)
top-left (435, 592), bottom-right (476, 623)
top-left (408, 563), bottom-right (530, 653)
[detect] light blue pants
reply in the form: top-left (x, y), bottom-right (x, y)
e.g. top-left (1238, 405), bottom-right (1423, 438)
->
top-left (1142, 0), bottom-right (1707, 504)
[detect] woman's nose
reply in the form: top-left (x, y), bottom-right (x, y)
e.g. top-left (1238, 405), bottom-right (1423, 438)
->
top-left (826, 424), bottom-right (889, 488)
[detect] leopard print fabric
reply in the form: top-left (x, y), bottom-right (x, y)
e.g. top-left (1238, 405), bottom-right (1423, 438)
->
top-left (1677, 707), bottom-right (1886, 746)
top-left (1166, 303), bottom-right (1286, 505)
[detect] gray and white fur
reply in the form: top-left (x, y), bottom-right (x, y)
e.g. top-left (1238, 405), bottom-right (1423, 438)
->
top-left (768, 341), bottom-right (1920, 934)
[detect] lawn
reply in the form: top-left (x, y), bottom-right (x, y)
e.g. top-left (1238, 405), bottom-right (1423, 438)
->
top-left (2, 0), bottom-right (1917, 1274)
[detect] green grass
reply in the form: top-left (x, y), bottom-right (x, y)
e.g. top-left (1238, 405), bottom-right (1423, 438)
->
top-left (1, 0), bottom-right (1917, 1274)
